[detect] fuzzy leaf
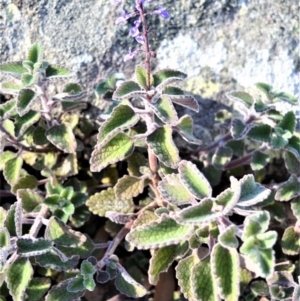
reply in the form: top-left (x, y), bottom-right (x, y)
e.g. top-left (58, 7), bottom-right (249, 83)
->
top-left (284, 151), bottom-right (300, 175)
top-left (0, 151), bottom-right (16, 171)
top-left (114, 175), bottom-right (144, 200)
top-left (247, 124), bottom-right (272, 142)
top-left (14, 111), bottom-right (40, 137)
top-left (256, 82), bottom-right (273, 98)
top-left (169, 95), bottom-right (199, 112)
top-left (291, 197), bottom-right (300, 220)
top-left (45, 64), bottom-right (73, 78)
top-left (86, 187), bottom-right (134, 217)
top-left (26, 277), bottom-right (51, 301)
top-left (251, 151), bottom-right (270, 170)
top-left (97, 105), bottom-right (139, 147)
top-left (1, 81), bottom-right (23, 94)
top-left (0, 99), bottom-right (17, 119)
top-left (46, 123), bottom-right (77, 153)
top-left (238, 174), bottom-right (271, 206)
top-left (135, 65), bottom-right (153, 89)
top-left (192, 259), bottom-right (217, 301)
top-left (90, 133), bottom-right (134, 172)
top-left (178, 160), bottom-right (212, 199)
top-left (285, 135), bottom-right (300, 160)
top-left (113, 80), bottom-right (144, 99)
top-left (149, 241), bottom-right (189, 285)
top-left (132, 210), bottom-right (158, 228)
top-left (3, 156), bottom-right (23, 185)
top-left (271, 131), bottom-right (289, 149)
top-left (27, 42), bottom-right (43, 67)
top-left (281, 226), bottom-right (300, 255)
top-left (275, 175), bottom-right (300, 201)
top-left (11, 175), bottom-right (38, 194)
top-left (0, 227), bottom-right (10, 249)
top-left (127, 152), bottom-right (148, 176)
top-left (278, 111), bottom-right (296, 133)
top-left (21, 73), bottom-right (37, 87)
top-left (175, 115), bottom-right (202, 144)
top-left (17, 238), bottom-right (53, 256)
top-left (149, 95), bottom-right (178, 125)
top-left (176, 253), bottom-right (199, 300)
top-left (147, 125), bottom-right (180, 168)
top-left (158, 173), bottom-right (195, 205)
top-left (231, 118), bottom-right (251, 139)
top-left (218, 225), bottom-right (239, 249)
top-left (227, 91), bottom-right (254, 107)
top-left (115, 268), bottom-right (147, 298)
top-left (81, 260), bottom-right (96, 276)
top-left (242, 211), bottom-right (270, 240)
top-left (0, 61), bottom-right (27, 77)
top-left (4, 203), bottom-right (18, 236)
top-left (211, 243), bottom-right (240, 301)
top-left (153, 69), bottom-right (187, 87)
top-left (212, 146), bottom-right (233, 169)
top-left (273, 91), bottom-right (298, 105)
top-left (126, 215), bottom-right (193, 249)
top-left (7, 258), bottom-right (33, 301)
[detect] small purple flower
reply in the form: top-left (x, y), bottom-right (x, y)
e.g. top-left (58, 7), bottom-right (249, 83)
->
top-left (135, 35), bottom-right (145, 44)
top-left (130, 20), bottom-right (141, 37)
top-left (115, 10), bottom-right (131, 25)
top-left (124, 48), bottom-right (138, 62)
top-left (153, 4), bottom-right (169, 18)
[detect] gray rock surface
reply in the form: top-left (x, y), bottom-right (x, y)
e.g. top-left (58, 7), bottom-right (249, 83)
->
top-left (0, 0), bottom-right (299, 144)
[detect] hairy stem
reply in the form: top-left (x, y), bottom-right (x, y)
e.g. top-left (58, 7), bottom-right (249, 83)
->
top-left (29, 204), bottom-right (48, 237)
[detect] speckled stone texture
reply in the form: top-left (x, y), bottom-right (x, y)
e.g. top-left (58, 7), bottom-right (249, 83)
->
top-left (0, 0), bottom-right (299, 145)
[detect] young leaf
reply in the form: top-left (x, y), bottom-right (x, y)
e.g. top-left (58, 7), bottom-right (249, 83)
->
top-left (218, 225), bottom-right (239, 249)
top-left (81, 260), bottom-right (96, 276)
top-left (126, 215), bottom-right (193, 249)
top-left (158, 173), bottom-right (195, 205)
top-left (97, 105), bottom-right (140, 147)
top-left (45, 64), bottom-right (73, 78)
top-left (238, 174), bottom-right (271, 206)
top-left (113, 80), bottom-right (144, 99)
top-left (114, 175), bottom-right (144, 200)
top-left (46, 123), bottom-right (77, 153)
top-left (178, 160), bottom-right (212, 199)
top-left (3, 156), bottom-right (23, 185)
top-left (281, 226), bottom-right (300, 255)
top-left (247, 124), bottom-right (272, 142)
top-left (147, 125), bottom-right (180, 168)
top-left (284, 151), bottom-right (300, 175)
top-left (27, 42), bottom-right (43, 67)
top-left (251, 151), bottom-right (270, 170)
top-left (149, 241), bottom-right (189, 285)
top-left (148, 95), bottom-right (178, 125)
top-left (135, 65), bottom-right (153, 89)
top-left (275, 175), bottom-right (300, 201)
top-left (83, 275), bottom-right (95, 291)
top-left (175, 115), bottom-right (202, 144)
top-left (0, 61), bottom-right (27, 77)
top-left (115, 268), bottom-right (147, 298)
top-left (231, 118), bottom-right (251, 139)
top-left (153, 68), bottom-right (187, 88)
top-left (212, 146), bottom-right (233, 169)
top-left (17, 238), bottom-right (53, 256)
top-left (7, 258), bottom-right (33, 301)
top-left (192, 258), bottom-right (217, 301)
top-left (86, 187), bottom-right (134, 217)
top-left (211, 243), bottom-right (240, 301)
top-left (90, 133), bottom-right (134, 172)
top-left (26, 277), bottom-right (51, 301)
top-left (242, 211), bottom-right (270, 240)
top-left (21, 73), bottom-right (38, 87)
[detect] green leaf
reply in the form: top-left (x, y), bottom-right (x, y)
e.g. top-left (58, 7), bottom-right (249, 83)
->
top-left (211, 243), bottom-right (240, 301)
top-left (281, 226), bottom-right (300, 255)
top-left (135, 65), bottom-right (153, 89)
top-left (83, 275), bottom-right (95, 291)
top-left (45, 216), bottom-right (87, 247)
top-left (7, 258), bottom-right (33, 301)
top-left (115, 268), bottom-right (147, 298)
top-left (126, 215), bottom-right (193, 249)
top-left (192, 258), bottom-right (217, 301)
top-left (153, 69), bottom-right (187, 88)
top-left (3, 157), bottom-right (23, 185)
top-left (4, 203), bottom-right (18, 237)
top-left (271, 132), bottom-right (289, 149)
top-left (227, 91), bottom-right (254, 107)
top-left (17, 189), bottom-right (43, 212)
top-left (27, 42), bottom-right (43, 69)
top-left (250, 280), bottom-right (269, 297)
top-left (273, 91), bottom-right (298, 105)
top-left (127, 152), bottom-right (148, 177)
top-left (231, 118), bottom-right (251, 139)
top-left (21, 73), bottom-right (38, 87)
top-left (113, 80), bottom-right (144, 100)
top-left (46, 123), bottom-right (77, 153)
top-left (14, 111), bottom-right (40, 137)
top-left (90, 133), bottom-right (134, 172)
top-left (0, 61), bottom-right (27, 77)
top-left (11, 175), bottom-right (38, 194)
top-left (0, 99), bottom-right (17, 119)
top-left (132, 209), bottom-right (158, 228)
top-left (45, 279), bottom-right (85, 301)
top-left (251, 151), bottom-right (270, 170)
top-left (158, 173), bottom-right (195, 205)
top-left (35, 251), bottom-right (80, 271)
top-left (242, 211), bottom-right (270, 240)
top-left (26, 277), bottom-right (51, 301)
top-left (284, 151), bottom-right (300, 175)
top-left (212, 146), bottom-right (233, 169)
top-left (17, 238), bottom-right (53, 256)
top-left (0, 81), bottom-right (23, 94)
top-left (285, 135), bottom-right (300, 160)
top-left (45, 64), bottom-right (73, 78)
top-left (218, 225), bottom-right (239, 249)
top-left (67, 276), bottom-right (85, 293)
top-left (278, 111), bottom-right (296, 133)
top-left (149, 241), bottom-right (189, 285)
top-left (178, 160), bottom-right (212, 199)
top-left (175, 115), bottom-right (202, 144)
top-left (97, 105), bottom-right (139, 147)
top-left (114, 175), bottom-right (144, 200)
top-left (168, 94), bottom-right (199, 112)
top-left (176, 253), bottom-right (199, 300)
top-left (275, 175), bottom-right (300, 201)
top-left (0, 227), bottom-right (10, 249)
top-left (0, 151), bottom-right (16, 171)
top-left (254, 98), bottom-right (272, 112)
top-left (81, 260), bottom-right (95, 276)
top-left (147, 125), bottom-right (180, 168)
top-left (86, 187), bottom-right (134, 217)
top-left (0, 207), bottom-right (6, 227)
top-left (291, 197), bottom-right (300, 220)
top-left (2, 119), bottom-right (15, 138)
top-left (149, 95), bottom-right (178, 125)
top-left (33, 126), bottom-right (48, 146)
top-left (247, 124), bottom-right (272, 142)
top-left (256, 82), bottom-right (273, 99)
